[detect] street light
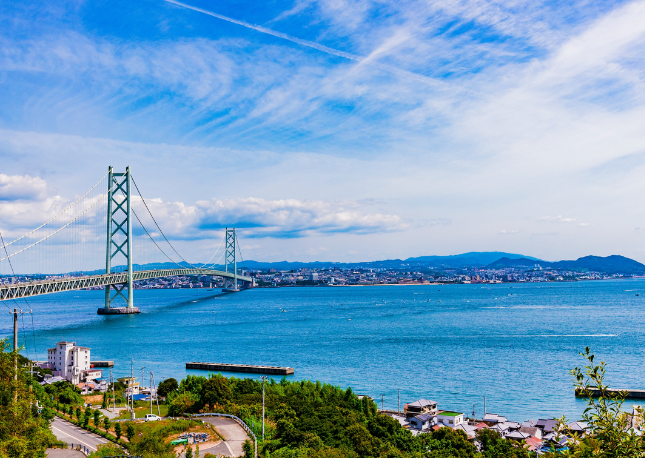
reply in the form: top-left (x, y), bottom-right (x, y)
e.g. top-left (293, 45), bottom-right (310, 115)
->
top-left (259, 376), bottom-right (268, 441)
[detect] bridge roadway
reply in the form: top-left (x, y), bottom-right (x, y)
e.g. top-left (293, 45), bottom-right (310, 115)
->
top-left (0, 268), bottom-right (252, 301)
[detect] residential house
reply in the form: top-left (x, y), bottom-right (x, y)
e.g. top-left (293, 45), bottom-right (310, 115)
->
top-left (409, 413), bottom-right (436, 430)
top-left (436, 411), bottom-right (465, 427)
top-left (405, 399), bottom-right (438, 419)
top-left (482, 413), bottom-right (508, 426)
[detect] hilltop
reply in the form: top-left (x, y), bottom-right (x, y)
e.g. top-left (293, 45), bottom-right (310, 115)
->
top-left (486, 255), bottom-right (645, 274)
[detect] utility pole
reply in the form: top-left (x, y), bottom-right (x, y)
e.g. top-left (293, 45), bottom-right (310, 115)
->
top-left (110, 368), bottom-right (115, 412)
top-left (130, 358), bottom-right (135, 420)
top-left (483, 395), bottom-right (486, 418)
top-left (141, 366), bottom-right (145, 390)
top-left (12, 308), bottom-right (17, 401)
top-left (260, 376), bottom-right (267, 440)
top-left (380, 394), bottom-right (384, 412)
top-left (12, 308), bottom-right (17, 382)
top-left (151, 371), bottom-right (160, 416)
top-left (398, 389), bottom-right (400, 415)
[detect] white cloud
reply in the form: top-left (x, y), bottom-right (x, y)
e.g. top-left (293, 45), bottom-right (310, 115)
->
top-left (193, 197), bottom-right (408, 237)
top-left (0, 174), bottom-right (47, 201)
top-left (540, 215), bottom-right (577, 223)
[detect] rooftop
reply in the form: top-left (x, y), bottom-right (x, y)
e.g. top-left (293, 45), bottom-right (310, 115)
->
top-left (438, 411), bottom-right (463, 417)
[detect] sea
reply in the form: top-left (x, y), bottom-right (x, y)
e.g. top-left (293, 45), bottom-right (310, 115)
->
top-left (3, 279), bottom-right (645, 423)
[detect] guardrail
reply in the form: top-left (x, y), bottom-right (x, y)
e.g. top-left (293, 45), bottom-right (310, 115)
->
top-left (189, 413), bottom-right (258, 458)
top-left (52, 443), bottom-right (92, 456)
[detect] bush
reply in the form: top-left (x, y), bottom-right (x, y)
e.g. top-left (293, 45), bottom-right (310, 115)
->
top-left (114, 422), bottom-right (122, 440)
top-left (88, 444), bottom-right (124, 457)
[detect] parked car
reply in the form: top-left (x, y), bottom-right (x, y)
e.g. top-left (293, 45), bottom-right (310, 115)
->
top-left (144, 414), bottom-right (161, 422)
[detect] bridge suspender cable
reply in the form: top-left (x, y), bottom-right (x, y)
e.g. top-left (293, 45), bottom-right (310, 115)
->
top-left (0, 182), bottom-right (116, 263)
top-left (130, 175), bottom-right (197, 269)
top-left (1, 172), bottom-right (109, 248)
top-left (130, 207), bottom-right (187, 269)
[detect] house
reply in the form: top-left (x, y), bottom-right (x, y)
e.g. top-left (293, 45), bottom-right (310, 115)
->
top-left (118, 377), bottom-right (140, 396)
top-left (405, 399), bottom-right (438, 418)
top-left (567, 421), bottom-right (589, 436)
top-left (482, 413), bottom-right (507, 425)
top-left (41, 341), bottom-right (101, 385)
top-left (454, 423), bottom-right (478, 439)
top-left (491, 421), bottom-right (520, 437)
top-left (525, 436), bottom-right (543, 451)
top-left (520, 426), bottom-right (543, 439)
top-left (505, 431), bottom-right (532, 441)
top-left (536, 419), bottom-right (557, 434)
top-left (409, 413), bottom-right (436, 430)
top-left (436, 411), bottom-right (465, 427)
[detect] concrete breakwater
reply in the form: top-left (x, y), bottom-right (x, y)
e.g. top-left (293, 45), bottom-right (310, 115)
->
top-left (575, 388), bottom-right (645, 399)
top-left (187, 362), bottom-right (294, 375)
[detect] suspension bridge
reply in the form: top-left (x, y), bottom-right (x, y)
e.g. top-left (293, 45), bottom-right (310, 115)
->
top-left (0, 167), bottom-right (252, 314)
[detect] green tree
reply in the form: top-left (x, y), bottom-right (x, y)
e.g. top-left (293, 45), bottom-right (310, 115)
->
top-left (126, 422), bottom-right (135, 441)
top-left (93, 409), bottom-right (101, 427)
top-left (103, 416), bottom-right (111, 432)
top-left (565, 347), bottom-right (645, 457)
top-left (75, 406), bottom-right (82, 422)
top-left (418, 427), bottom-right (476, 458)
top-left (101, 392), bottom-right (107, 409)
top-left (0, 339), bottom-right (56, 457)
top-left (114, 422), bottom-right (122, 440)
top-left (476, 428), bottom-right (529, 458)
top-left (196, 442), bottom-right (200, 458)
top-left (200, 374), bottom-right (232, 408)
top-left (157, 377), bottom-right (179, 398)
top-left (186, 445), bottom-right (193, 458)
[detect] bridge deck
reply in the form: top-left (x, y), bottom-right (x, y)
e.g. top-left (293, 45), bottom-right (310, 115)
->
top-left (0, 268), bottom-right (252, 301)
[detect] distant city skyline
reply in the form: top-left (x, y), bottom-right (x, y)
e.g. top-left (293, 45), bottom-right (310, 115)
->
top-left (1, 0), bottom-right (645, 263)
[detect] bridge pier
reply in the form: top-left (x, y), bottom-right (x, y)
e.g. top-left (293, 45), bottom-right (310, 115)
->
top-left (222, 227), bottom-right (241, 292)
top-left (99, 166), bottom-right (140, 315)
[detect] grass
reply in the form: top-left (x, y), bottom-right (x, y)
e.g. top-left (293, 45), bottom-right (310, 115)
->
top-left (116, 404), bottom-right (169, 419)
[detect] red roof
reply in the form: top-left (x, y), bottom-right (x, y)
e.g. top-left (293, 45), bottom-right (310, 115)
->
top-left (474, 422), bottom-right (489, 430)
top-left (525, 436), bottom-right (542, 450)
top-left (432, 425), bottom-right (442, 431)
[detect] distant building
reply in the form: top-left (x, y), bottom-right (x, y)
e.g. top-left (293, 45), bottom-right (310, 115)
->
top-left (308, 273), bottom-right (319, 281)
top-left (42, 341), bottom-right (101, 385)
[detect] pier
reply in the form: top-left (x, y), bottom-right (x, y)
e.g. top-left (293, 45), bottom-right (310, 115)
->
top-left (186, 362), bottom-right (294, 375)
top-left (575, 388), bottom-right (645, 399)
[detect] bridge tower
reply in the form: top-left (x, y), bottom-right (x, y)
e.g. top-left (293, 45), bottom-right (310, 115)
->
top-left (98, 166), bottom-right (140, 314)
top-left (223, 228), bottom-right (240, 292)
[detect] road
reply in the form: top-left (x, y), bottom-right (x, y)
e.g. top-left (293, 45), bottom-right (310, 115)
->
top-left (200, 416), bottom-right (251, 457)
top-left (50, 417), bottom-right (111, 453)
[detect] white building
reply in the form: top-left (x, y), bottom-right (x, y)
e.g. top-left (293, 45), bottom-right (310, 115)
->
top-left (436, 411), bottom-right (465, 427)
top-left (44, 341), bottom-right (101, 385)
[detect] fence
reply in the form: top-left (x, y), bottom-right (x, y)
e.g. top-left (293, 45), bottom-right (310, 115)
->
top-left (51, 443), bottom-right (92, 456)
top-left (190, 412), bottom-right (258, 458)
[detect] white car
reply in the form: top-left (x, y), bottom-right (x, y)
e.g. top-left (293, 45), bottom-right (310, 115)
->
top-left (144, 414), bottom-right (161, 422)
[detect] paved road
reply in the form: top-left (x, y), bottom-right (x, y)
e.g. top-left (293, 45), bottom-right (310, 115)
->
top-left (50, 417), bottom-right (111, 453)
top-left (201, 417), bottom-right (251, 457)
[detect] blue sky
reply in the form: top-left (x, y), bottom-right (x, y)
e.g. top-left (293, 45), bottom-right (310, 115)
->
top-left (1, 0), bottom-right (645, 263)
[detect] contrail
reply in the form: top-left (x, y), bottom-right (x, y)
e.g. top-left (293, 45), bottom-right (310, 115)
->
top-left (163, 0), bottom-right (444, 87)
top-left (164, 0), bottom-right (360, 61)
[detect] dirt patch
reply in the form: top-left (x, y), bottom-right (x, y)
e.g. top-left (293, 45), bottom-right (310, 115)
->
top-left (82, 394), bottom-right (104, 404)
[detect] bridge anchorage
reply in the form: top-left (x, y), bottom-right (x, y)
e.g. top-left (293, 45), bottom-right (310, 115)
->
top-left (0, 166), bottom-right (253, 312)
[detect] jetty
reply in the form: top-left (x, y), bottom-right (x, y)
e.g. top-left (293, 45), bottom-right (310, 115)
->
top-left (186, 362), bottom-right (294, 375)
top-left (575, 387), bottom-right (645, 399)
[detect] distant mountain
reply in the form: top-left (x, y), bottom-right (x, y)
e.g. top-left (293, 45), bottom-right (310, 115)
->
top-left (486, 257), bottom-right (541, 269)
top-left (486, 255), bottom-right (645, 274)
top-left (406, 252), bottom-right (541, 267)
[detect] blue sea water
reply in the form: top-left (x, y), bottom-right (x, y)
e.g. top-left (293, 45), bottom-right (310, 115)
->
top-left (3, 279), bottom-right (645, 422)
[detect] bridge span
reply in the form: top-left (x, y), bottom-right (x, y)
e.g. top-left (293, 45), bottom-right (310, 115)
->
top-left (0, 268), bottom-right (252, 302)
